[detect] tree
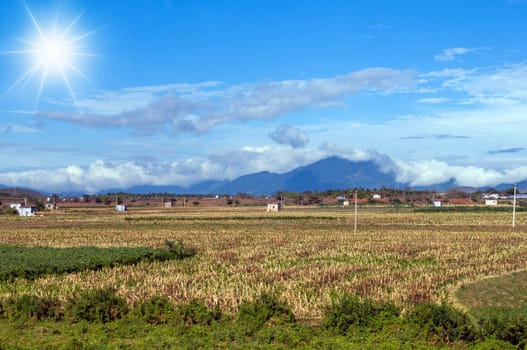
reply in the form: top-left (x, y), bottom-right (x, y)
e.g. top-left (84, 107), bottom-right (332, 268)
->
top-left (446, 189), bottom-right (469, 199)
top-left (470, 190), bottom-right (483, 202)
top-left (35, 200), bottom-right (45, 212)
top-left (503, 187), bottom-right (516, 196)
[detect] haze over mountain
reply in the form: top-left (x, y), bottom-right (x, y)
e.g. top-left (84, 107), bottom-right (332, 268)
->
top-left (2, 156), bottom-right (526, 196)
top-left (74, 157), bottom-right (527, 196)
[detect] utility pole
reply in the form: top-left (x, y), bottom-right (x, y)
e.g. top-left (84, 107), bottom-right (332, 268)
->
top-left (354, 190), bottom-right (358, 234)
top-left (512, 184), bottom-right (517, 229)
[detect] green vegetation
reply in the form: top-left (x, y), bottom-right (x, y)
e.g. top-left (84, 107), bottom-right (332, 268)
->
top-left (405, 302), bottom-right (477, 344)
top-left (0, 206), bottom-right (18, 215)
top-left (0, 290), bottom-right (524, 349)
top-left (0, 240), bottom-right (196, 281)
top-left (66, 288), bottom-right (129, 323)
top-left (237, 292), bottom-right (296, 335)
top-left (455, 270), bottom-right (527, 347)
top-left (322, 294), bottom-right (400, 334)
top-left (455, 270), bottom-right (527, 312)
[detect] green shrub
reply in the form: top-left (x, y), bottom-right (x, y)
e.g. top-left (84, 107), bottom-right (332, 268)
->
top-left (175, 299), bottom-right (222, 326)
top-left (66, 288), bottom-right (128, 323)
top-left (1, 206), bottom-right (18, 215)
top-left (237, 292), bottom-right (295, 334)
top-left (164, 239), bottom-right (197, 259)
top-left (477, 307), bottom-right (527, 346)
top-left (132, 296), bottom-right (175, 325)
top-left (321, 294), bottom-right (400, 334)
top-left (0, 242), bottom-right (197, 282)
top-left (406, 302), bottom-right (476, 343)
top-left (1, 294), bottom-right (62, 321)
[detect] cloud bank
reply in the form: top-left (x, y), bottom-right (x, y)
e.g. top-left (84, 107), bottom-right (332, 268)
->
top-left (1, 147), bottom-right (527, 194)
top-left (38, 67), bottom-right (416, 135)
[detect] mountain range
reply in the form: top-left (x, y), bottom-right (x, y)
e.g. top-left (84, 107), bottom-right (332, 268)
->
top-left (118, 156), bottom-right (527, 195)
top-left (2, 156), bottom-right (526, 196)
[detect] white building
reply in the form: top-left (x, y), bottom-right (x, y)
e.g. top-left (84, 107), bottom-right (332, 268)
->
top-left (485, 199), bottom-right (498, 206)
top-left (116, 204), bottom-right (128, 212)
top-left (18, 207), bottom-right (36, 216)
top-left (266, 203), bottom-right (281, 212)
top-left (433, 200), bottom-right (442, 208)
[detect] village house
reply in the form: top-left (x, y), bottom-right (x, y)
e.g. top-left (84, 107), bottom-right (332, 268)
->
top-left (116, 204), bottom-right (128, 212)
top-left (266, 203), bottom-right (281, 212)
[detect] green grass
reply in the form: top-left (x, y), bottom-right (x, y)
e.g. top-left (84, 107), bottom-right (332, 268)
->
top-left (0, 241), bottom-right (195, 281)
top-left (454, 270), bottom-right (527, 347)
top-left (0, 290), bottom-right (522, 349)
top-left (455, 270), bottom-right (527, 316)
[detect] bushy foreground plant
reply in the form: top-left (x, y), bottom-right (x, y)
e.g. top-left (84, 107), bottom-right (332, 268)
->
top-left (322, 294), bottom-right (400, 334)
top-left (175, 299), bottom-right (222, 326)
top-left (237, 292), bottom-right (296, 334)
top-left (132, 296), bottom-right (175, 325)
top-left (477, 307), bottom-right (527, 347)
top-left (5, 290), bottom-right (527, 348)
top-left (66, 288), bottom-right (129, 323)
top-left (0, 294), bottom-right (62, 321)
top-left (405, 302), bottom-right (477, 343)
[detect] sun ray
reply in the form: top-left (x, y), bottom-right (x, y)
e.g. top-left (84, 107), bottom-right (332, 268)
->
top-left (60, 69), bottom-right (81, 112)
top-left (23, 1), bottom-right (45, 40)
top-left (67, 62), bottom-right (89, 81)
top-left (0, 49), bottom-right (34, 55)
top-left (62, 11), bottom-right (84, 37)
top-left (2, 64), bottom-right (40, 97)
top-left (68, 29), bottom-right (98, 44)
top-left (36, 68), bottom-right (48, 106)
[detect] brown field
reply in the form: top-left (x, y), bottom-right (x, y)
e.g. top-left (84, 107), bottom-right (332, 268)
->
top-left (0, 206), bottom-right (526, 321)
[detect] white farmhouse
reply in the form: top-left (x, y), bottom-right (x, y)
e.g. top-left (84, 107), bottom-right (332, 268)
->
top-left (116, 204), bottom-right (128, 212)
top-left (18, 207), bottom-right (36, 216)
top-left (10, 203), bottom-right (36, 216)
top-left (266, 203), bottom-right (281, 212)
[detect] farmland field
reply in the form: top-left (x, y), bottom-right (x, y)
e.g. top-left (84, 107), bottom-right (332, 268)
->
top-left (1, 205), bottom-right (526, 323)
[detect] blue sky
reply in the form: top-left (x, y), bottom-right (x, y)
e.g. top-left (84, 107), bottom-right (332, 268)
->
top-left (1, 0), bottom-right (527, 193)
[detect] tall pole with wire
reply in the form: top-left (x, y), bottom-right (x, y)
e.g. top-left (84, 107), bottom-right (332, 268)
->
top-left (512, 184), bottom-right (517, 229)
top-left (354, 190), bottom-right (358, 234)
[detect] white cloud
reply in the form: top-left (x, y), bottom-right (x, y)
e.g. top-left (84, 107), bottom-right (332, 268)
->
top-left (37, 67), bottom-right (416, 135)
top-left (434, 47), bottom-right (485, 62)
top-left (269, 124), bottom-right (309, 148)
top-left (420, 64), bottom-right (527, 105)
top-left (417, 97), bottom-right (451, 104)
top-left (0, 123), bottom-right (41, 134)
top-left (457, 64), bottom-right (527, 103)
top-left (394, 158), bottom-right (527, 187)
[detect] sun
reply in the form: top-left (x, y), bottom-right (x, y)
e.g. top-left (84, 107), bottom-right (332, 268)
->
top-left (1, 2), bottom-right (95, 111)
top-left (36, 34), bottom-right (72, 72)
